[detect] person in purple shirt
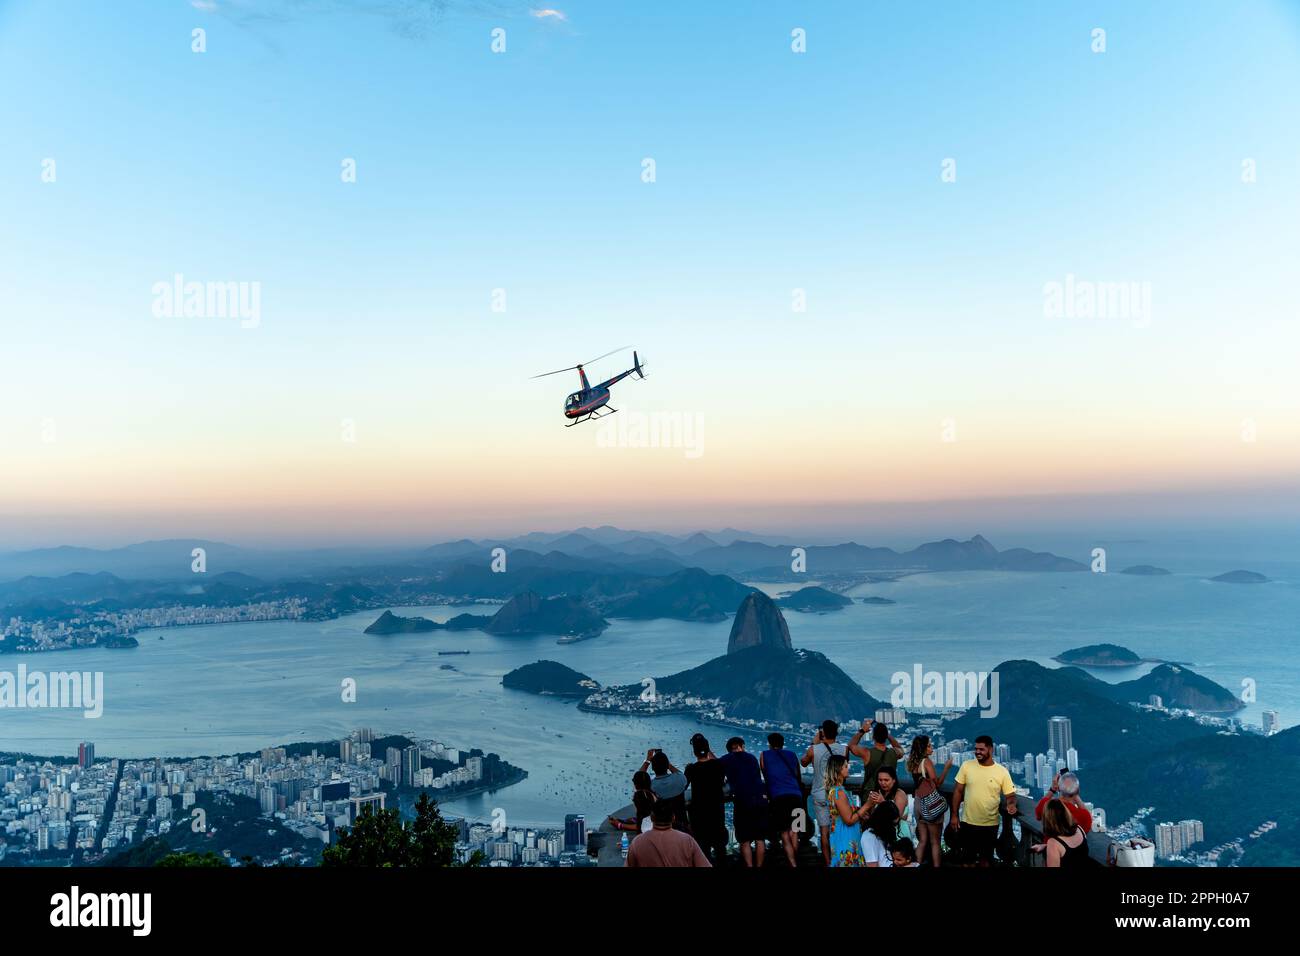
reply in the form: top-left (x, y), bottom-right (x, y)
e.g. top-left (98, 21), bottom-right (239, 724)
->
top-left (760, 732), bottom-right (805, 867)
top-left (718, 737), bottom-right (767, 867)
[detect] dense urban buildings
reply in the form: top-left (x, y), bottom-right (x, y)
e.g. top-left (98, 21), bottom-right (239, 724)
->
top-left (0, 730), bottom-right (596, 867)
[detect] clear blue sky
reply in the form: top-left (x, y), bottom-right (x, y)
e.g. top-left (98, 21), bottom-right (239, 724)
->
top-left (2, 1), bottom-right (1298, 546)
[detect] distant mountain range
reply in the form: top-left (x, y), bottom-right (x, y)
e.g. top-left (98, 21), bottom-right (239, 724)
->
top-left (0, 540), bottom-right (414, 583)
top-left (675, 534), bottom-right (1087, 576)
top-left (0, 530), bottom-right (1145, 655)
top-left (0, 529), bottom-right (1086, 584)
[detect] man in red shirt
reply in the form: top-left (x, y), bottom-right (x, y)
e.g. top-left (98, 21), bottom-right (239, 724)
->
top-left (1035, 771), bottom-right (1093, 832)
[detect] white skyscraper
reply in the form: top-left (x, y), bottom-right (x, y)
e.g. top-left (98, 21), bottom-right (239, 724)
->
top-left (1048, 716), bottom-right (1073, 758)
top-left (1263, 711), bottom-right (1280, 736)
top-left (1066, 747), bottom-right (1079, 771)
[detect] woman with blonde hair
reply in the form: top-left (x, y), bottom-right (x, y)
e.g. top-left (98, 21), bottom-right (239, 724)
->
top-left (824, 754), bottom-right (867, 867)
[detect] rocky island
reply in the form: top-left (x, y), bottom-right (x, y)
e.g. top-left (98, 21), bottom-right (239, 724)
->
top-left (364, 610), bottom-right (440, 634)
top-left (1210, 570), bottom-right (1269, 584)
top-left (363, 590), bottom-right (607, 641)
top-left (1053, 643), bottom-right (1148, 667)
top-left (502, 660), bottom-right (600, 698)
top-left (485, 591), bottom-right (607, 638)
top-left (776, 586), bottom-right (852, 612)
top-left (1121, 565), bottom-right (1171, 576)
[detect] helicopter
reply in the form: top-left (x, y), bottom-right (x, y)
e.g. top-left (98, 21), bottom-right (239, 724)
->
top-left (531, 346), bottom-right (646, 426)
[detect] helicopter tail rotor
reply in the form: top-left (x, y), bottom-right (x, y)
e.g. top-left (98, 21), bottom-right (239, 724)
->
top-left (633, 351), bottom-right (646, 379)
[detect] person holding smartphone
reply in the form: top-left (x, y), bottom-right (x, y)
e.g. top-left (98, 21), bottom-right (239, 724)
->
top-left (801, 720), bottom-right (847, 866)
top-left (866, 765), bottom-right (911, 840)
top-left (846, 718), bottom-right (904, 802)
top-left (639, 748), bottom-right (688, 832)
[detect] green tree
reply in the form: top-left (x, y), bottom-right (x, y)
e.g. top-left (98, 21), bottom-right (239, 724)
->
top-left (321, 792), bottom-right (468, 867)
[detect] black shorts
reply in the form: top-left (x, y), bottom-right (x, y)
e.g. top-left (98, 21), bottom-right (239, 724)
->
top-left (768, 795), bottom-right (804, 835)
top-left (961, 823), bottom-right (999, 864)
top-left (733, 802), bottom-right (768, 844)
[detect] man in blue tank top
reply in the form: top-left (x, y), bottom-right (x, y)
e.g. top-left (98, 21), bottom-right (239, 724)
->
top-left (719, 737), bottom-right (768, 867)
top-left (760, 732), bottom-right (805, 867)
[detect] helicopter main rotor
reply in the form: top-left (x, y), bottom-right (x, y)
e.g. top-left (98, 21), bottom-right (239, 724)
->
top-left (529, 345), bottom-right (632, 379)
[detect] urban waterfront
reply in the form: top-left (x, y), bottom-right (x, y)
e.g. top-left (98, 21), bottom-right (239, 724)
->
top-left (2, 562), bottom-right (1295, 832)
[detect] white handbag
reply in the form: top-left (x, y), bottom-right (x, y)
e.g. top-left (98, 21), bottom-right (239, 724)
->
top-left (1108, 838), bottom-right (1155, 867)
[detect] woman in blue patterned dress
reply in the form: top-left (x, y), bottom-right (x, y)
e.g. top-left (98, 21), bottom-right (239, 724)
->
top-left (824, 754), bottom-right (868, 867)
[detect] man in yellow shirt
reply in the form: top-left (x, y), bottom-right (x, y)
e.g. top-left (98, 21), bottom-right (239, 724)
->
top-left (951, 734), bottom-right (1018, 867)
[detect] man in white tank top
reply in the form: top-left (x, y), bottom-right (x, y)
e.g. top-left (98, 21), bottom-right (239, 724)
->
top-left (801, 719), bottom-right (848, 866)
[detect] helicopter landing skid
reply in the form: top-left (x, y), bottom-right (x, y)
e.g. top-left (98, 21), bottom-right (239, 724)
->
top-left (565, 406), bottom-right (617, 427)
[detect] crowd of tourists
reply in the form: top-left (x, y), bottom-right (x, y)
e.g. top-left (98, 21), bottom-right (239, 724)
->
top-left (609, 719), bottom-right (1092, 868)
